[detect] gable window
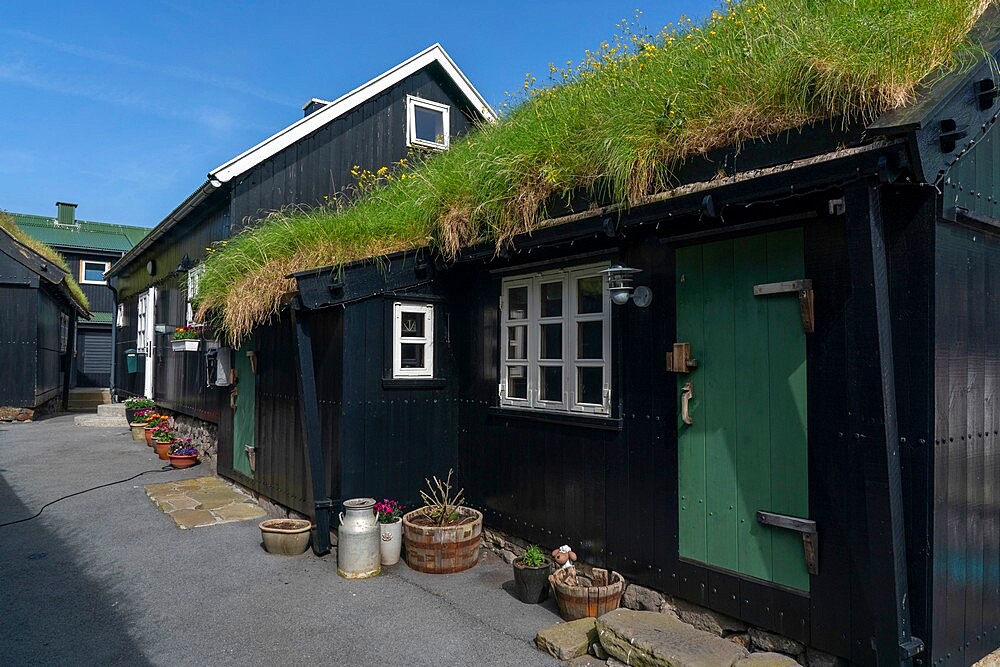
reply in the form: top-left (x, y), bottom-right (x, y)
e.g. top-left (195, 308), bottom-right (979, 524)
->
top-left (392, 302), bottom-right (434, 378)
top-left (406, 95), bottom-right (450, 150)
top-left (80, 260), bottom-right (111, 285)
top-left (186, 264), bottom-right (205, 326)
top-left (500, 264), bottom-right (611, 415)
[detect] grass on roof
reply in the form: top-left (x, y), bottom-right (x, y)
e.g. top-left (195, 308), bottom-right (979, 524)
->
top-left (198, 0), bottom-right (995, 343)
top-left (0, 212), bottom-right (90, 312)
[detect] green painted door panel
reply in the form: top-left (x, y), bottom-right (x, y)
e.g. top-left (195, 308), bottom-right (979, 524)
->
top-left (233, 343), bottom-right (255, 478)
top-left (676, 228), bottom-right (809, 592)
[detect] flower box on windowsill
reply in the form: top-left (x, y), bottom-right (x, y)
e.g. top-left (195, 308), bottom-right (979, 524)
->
top-left (171, 339), bottom-right (201, 352)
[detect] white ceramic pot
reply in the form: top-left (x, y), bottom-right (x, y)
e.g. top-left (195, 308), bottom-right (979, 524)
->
top-left (379, 519), bottom-right (402, 565)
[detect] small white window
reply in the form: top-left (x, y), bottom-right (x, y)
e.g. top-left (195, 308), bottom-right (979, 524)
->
top-left (500, 264), bottom-right (611, 415)
top-left (406, 95), bottom-right (450, 150)
top-left (80, 260), bottom-right (111, 285)
top-left (136, 293), bottom-right (148, 352)
top-left (392, 302), bottom-right (434, 378)
top-left (186, 264), bottom-right (205, 326)
top-left (116, 304), bottom-right (124, 328)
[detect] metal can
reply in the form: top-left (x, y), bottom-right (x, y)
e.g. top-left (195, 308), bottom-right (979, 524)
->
top-left (336, 498), bottom-right (381, 579)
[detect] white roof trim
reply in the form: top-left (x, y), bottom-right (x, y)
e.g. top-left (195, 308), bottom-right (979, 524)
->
top-left (210, 44), bottom-right (496, 184)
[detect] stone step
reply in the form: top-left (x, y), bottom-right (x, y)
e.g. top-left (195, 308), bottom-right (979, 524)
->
top-left (74, 415), bottom-right (129, 428)
top-left (97, 403), bottom-right (127, 417)
top-left (596, 609), bottom-right (751, 667)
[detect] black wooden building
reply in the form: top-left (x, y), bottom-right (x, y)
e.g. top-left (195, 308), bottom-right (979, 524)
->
top-left (0, 224), bottom-right (91, 412)
top-left (105, 44), bottom-right (493, 449)
top-left (205, 14), bottom-right (1000, 667)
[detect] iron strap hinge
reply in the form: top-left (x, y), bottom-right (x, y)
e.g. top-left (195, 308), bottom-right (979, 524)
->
top-left (756, 510), bottom-right (819, 575)
top-left (753, 279), bottom-right (815, 333)
top-left (899, 638), bottom-right (925, 660)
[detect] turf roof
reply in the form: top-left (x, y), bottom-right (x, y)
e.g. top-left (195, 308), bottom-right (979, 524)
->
top-left (198, 0), bottom-right (997, 343)
top-left (0, 213), bottom-right (91, 313)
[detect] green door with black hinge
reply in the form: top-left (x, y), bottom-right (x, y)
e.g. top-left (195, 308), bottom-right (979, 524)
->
top-left (676, 228), bottom-right (809, 591)
top-left (232, 343), bottom-right (255, 478)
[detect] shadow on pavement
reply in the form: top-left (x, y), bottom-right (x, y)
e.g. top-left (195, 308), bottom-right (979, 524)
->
top-left (0, 472), bottom-right (153, 666)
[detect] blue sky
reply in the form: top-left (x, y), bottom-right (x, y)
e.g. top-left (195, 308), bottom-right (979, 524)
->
top-left (0, 1), bottom-right (716, 227)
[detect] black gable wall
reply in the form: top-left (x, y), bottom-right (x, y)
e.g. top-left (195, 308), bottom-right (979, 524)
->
top-left (229, 62), bottom-right (481, 231)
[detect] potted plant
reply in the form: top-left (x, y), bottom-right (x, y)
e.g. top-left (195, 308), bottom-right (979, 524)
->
top-left (152, 424), bottom-right (176, 460)
top-left (171, 325), bottom-right (201, 352)
top-left (512, 545), bottom-right (552, 604)
top-left (124, 396), bottom-right (155, 424)
top-left (143, 412), bottom-right (168, 446)
top-left (374, 498), bottom-right (404, 566)
top-left (401, 469), bottom-right (483, 574)
top-left (259, 518), bottom-right (312, 556)
top-left (167, 439), bottom-right (199, 469)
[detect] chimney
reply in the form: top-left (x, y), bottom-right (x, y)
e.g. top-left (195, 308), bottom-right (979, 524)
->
top-left (55, 202), bottom-right (77, 226)
top-left (302, 98), bottom-right (330, 118)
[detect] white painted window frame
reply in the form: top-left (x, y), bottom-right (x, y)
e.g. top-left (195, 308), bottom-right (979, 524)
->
top-left (79, 260), bottom-right (111, 285)
top-left (116, 303), bottom-right (124, 328)
top-left (186, 264), bottom-right (205, 326)
top-left (136, 293), bottom-right (148, 353)
top-left (406, 95), bottom-right (450, 150)
top-left (392, 302), bottom-right (434, 379)
top-left (499, 263), bottom-right (612, 416)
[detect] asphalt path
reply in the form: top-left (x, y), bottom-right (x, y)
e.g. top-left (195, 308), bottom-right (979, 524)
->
top-left (0, 415), bottom-right (561, 666)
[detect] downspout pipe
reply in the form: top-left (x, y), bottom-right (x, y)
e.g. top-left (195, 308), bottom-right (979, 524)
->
top-left (291, 297), bottom-right (332, 556)
top-left (108, 278), bottom-right (121, 401)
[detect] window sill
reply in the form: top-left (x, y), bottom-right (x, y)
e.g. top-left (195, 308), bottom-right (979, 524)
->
top-left (487, 407), bottom-right (622, 431)
top-left (382, 378), bottom-right (447, 390)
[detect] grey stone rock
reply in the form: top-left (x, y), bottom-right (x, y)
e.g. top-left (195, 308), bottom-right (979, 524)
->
top-left (536, 618), bottom-right (598, 661)
top-left (591, 642), bottom-right (609, 659)
top-left (622, 584), bottom-right (666, 612)
top-left (567, 656), bottom-right (607, 667)
top-left (501, 549), bottom-right (516, 564)
top-left (597, 608), bottom-right (749, 667)
top-left (734, 652), bottom-right (802, 667)
top-left (672, 598), bottom-right (747, 636)
top-left (805, 648), bottom-right (848, 667)
top-left (748, 628), bottom-right (805, 656)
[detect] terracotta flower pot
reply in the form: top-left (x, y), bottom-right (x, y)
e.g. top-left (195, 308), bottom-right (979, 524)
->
top-left (168, 453), bottom-right (198, 469)
top-left (154, 441), bottom-right (172, 460)
top-left (259, 519), bottom-right (312, 555)
top-left (144, 428), bottom-right (153, 446)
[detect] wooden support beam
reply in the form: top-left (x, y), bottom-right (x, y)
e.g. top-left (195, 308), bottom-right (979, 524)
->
top-left (843, 182), bottom-right (922, 665)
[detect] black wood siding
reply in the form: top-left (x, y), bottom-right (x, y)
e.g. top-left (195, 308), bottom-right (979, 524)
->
top-left (0, 284), bottom-right (39, 407)
top-left (35, 289), bottom-right (64, 403)
top-left (113, 291), bottom-right (143, 398)
top-left (63, 252), bottom-right (121, 314)
top-left (229, 64), bottom-right (481, 231)
top-left (931, 221), bottom-right (1000, 666)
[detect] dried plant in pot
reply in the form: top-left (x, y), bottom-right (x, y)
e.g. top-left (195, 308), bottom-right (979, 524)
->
top-left (402, 469), bottom-right (483, 574)
top-left (512, 545), bottom-right (552, 604)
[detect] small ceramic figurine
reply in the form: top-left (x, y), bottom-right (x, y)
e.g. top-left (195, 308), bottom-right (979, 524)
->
top-left (551, 544), bottom-right (577, 570)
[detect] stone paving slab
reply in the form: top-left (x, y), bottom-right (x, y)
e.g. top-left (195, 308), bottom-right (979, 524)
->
top-left (145, 476), bottom-right (266, 529)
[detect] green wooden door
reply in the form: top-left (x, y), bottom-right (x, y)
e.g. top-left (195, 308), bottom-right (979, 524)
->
top-left (676, 229), bottom-right (809, 591)
top-left (233, 344), bottom-right (255, 478)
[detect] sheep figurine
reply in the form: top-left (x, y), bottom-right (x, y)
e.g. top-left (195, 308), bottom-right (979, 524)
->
top-left (551, 544), bottom-right (577, 570)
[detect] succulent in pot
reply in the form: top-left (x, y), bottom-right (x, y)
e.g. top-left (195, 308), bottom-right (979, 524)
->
top-left (512, 544), bottom-right (552, 604)
top-left (374, 498), bottom-right (404, 566)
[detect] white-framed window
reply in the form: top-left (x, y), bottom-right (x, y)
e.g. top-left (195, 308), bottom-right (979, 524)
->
top-left (392, 302), bottom-right (434, 378)
top-left (406, 95), bottom-right (450, 150)
top-left (79, 260), bottom-right (111, 285)
top-left (116, 303), bottom-right (124, 328)
top-left (186, 264), bottom-right (205, 326)
top-left (136, 293), bottom-right (148, 353)
top-left (500, 264), bottom-right (611, 415)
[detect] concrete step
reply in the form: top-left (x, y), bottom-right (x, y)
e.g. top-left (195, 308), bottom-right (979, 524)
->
top-left (74, 415), bottom-right (129, 428)
top-left (97, 403), bottom-right (127, 418)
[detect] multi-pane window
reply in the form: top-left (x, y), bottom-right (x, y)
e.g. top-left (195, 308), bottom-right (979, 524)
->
top-left (136, 293), bottom-right (148, 353)
top-left (406, 95), bottom-right (450, 150)
top-left (500, 264), bottom-right (611, 415)
top-left (392, 302), bottom-right (434, 378)
top-left (186, 264), bottom-right (204, 326)
top-left (80, 260), bottom-right (110, 285)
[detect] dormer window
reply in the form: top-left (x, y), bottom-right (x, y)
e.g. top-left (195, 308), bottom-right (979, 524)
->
top-left (407, 96), bottom-right (450, 150)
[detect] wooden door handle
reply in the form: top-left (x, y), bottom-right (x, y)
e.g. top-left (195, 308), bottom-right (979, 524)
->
top-left (681, 381), bottom-right (693, 425)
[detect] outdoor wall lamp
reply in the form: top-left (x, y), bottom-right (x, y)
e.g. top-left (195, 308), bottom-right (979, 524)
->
top-left (600, 264), bottom-right (652, 307)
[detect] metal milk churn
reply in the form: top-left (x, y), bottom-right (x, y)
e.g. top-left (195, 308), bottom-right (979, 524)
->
top-left (337, 497), bottom-right (381, 579)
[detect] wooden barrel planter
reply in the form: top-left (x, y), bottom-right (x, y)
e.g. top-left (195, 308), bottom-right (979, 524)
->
top-left (402, 506), bottom-right (483, 574)
top-left (549, 567), bottom-right (625, 621)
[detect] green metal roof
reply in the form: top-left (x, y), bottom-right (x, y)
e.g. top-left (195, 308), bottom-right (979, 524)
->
top-left (9, 212), bottom-right (150, 253)
top-left (84, 312), bottom-right (114, 324)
